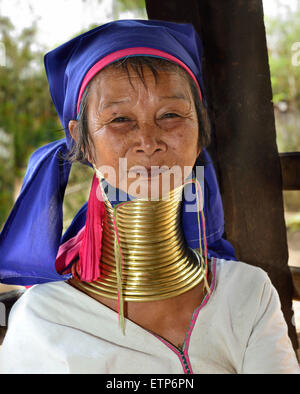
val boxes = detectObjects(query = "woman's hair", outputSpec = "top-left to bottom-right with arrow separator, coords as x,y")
66,56 -> 211,164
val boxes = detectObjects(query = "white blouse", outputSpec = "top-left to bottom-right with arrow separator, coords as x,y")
0,258 -> 299,374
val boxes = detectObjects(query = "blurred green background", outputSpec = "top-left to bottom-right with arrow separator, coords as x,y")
0,0 -> 299,240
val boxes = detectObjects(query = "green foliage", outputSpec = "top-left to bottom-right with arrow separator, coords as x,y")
286,212 -> 300,231
264,0 -> 300,152
0,16 -> 64,226
115,0 -> 145,13
62,162 -> 93,233
111,0 -> 146,18
0,17 -> 63,175
265,3 -> 300,108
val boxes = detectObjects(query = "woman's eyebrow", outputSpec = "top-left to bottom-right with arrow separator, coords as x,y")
101,99 -> 131,110
158,93 -> 189,101
100,94 -> 189,111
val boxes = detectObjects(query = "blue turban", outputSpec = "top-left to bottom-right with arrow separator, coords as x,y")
0,20 -> 236,286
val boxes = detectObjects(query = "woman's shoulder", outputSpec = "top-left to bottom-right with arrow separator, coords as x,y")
212,257 -> 273,301
13,280 -> 71,305
209,257 -> 279,335
7,280 -> 81,326
0,281 -> 83,373
213,257 -> 269,280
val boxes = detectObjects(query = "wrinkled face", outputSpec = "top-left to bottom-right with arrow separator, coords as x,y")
70,65 -> 200,199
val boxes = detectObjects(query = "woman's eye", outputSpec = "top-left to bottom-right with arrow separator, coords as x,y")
161,113 -> 180,119
111,116 -> 130,123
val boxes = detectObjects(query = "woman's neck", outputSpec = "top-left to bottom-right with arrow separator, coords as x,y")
72,185 -> 208,303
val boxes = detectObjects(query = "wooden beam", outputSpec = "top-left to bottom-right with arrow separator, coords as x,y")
280,152 -> 300,190
290,266 -> 300,301
146,0 -> 298,350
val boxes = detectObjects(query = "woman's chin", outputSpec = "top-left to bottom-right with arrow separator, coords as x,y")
124,173 -> 185,201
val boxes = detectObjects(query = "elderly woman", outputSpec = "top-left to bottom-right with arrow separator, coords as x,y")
0,20 -> 299,374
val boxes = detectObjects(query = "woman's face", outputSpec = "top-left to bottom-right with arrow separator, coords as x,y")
69,65 -> 200,199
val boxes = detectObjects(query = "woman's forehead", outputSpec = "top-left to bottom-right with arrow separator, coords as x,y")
89,65 -> 192,100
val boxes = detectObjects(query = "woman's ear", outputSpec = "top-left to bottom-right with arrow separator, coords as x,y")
68,119 -> 94,164
69,120 -> 79,142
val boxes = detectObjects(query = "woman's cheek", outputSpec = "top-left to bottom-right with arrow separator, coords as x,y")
92,126 -> 120,152
173,131 -> 199,166
167,127 -> 197,151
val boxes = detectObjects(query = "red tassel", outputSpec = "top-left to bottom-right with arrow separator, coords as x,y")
79,174 -> 104,281
55,173 -> 105,282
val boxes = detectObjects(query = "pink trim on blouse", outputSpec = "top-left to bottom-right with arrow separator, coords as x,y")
152,257 -> 217,374
76,47 -> 202,114
183,257 -> 217,373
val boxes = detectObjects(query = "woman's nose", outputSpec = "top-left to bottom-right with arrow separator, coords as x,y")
133,122 -> 167,157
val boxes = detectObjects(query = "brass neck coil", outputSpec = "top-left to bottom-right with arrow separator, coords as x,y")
72,185 -> 207,302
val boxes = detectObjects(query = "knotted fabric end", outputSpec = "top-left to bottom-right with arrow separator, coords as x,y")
78,173 -> 104,282
55,173 -> 104,282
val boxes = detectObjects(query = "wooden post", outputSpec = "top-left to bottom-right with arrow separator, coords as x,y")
146,0 -> 299,350
280,152 -> 300,190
